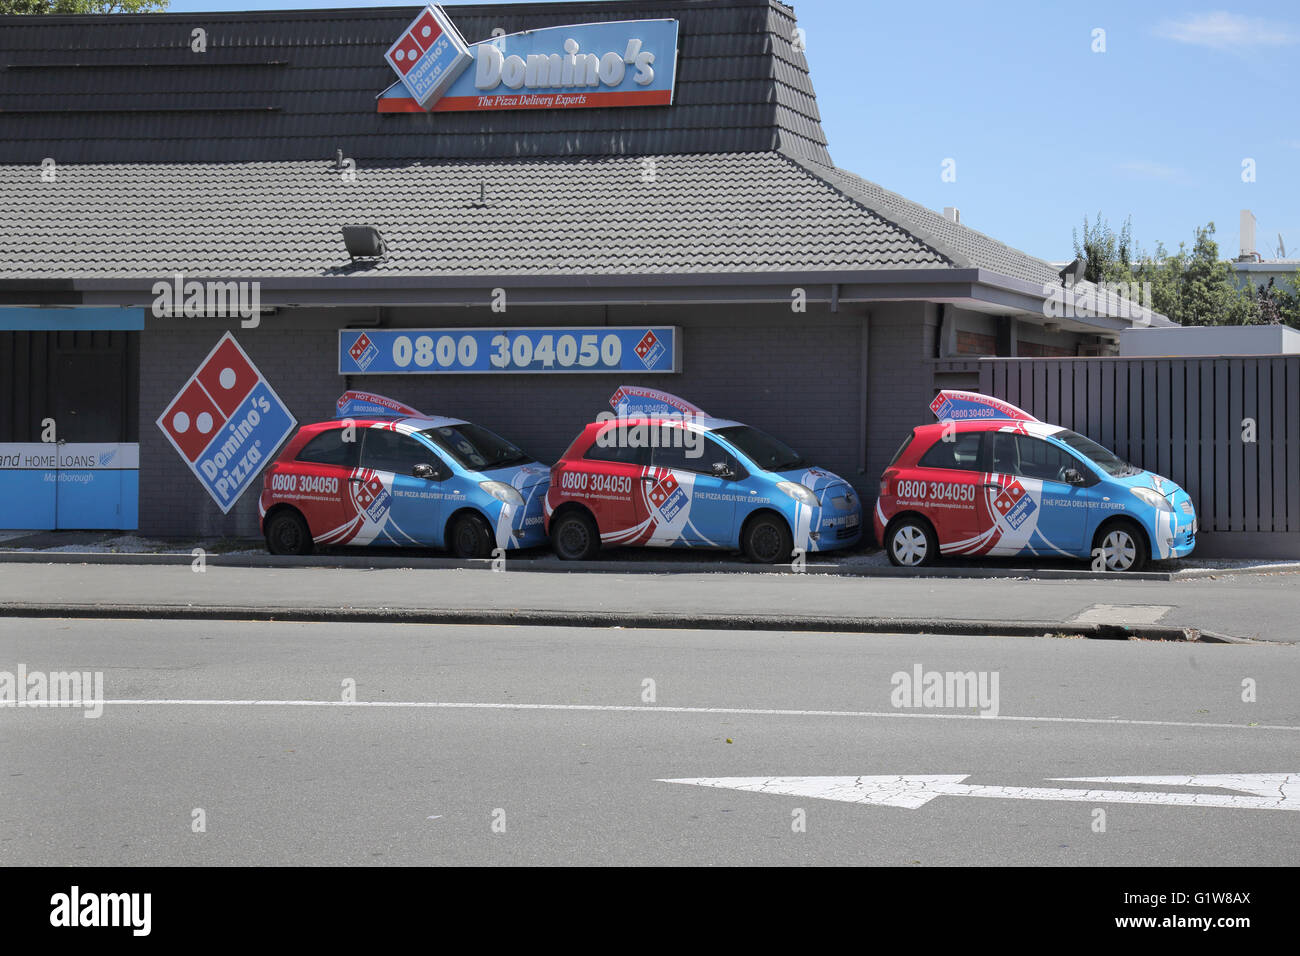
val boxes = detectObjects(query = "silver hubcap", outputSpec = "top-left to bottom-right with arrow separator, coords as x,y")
1102,530 -> 1136,570
892,525 -> 928,566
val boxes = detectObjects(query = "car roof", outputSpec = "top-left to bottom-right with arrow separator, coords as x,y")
309,415 -> 469,431
588,415 -> 742,433
916,419 -> 1064,440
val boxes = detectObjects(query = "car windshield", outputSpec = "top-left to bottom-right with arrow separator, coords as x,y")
712,425 -> 807,472
419,423 -> 532,471
1055,430 -> 1140,477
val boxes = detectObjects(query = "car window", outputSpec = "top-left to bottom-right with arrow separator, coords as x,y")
296,428 -> 359,468
584,428 -> 650,466
887,432 -> 914,467
1055,429 -> 1139,477
653,436 -> 745,477
1013,436 -> 1087,483
711,425 -> 806,472
421,423 -> 530,471
361,428 -> 440,476
918,432 -> 984,471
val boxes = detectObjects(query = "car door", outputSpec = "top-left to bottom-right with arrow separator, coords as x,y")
911,430 -> 990,553
647,433 -> 740,546
577,427 -> 650,542
986,432 -> 1089,555
288,426 -> 360,541
357,426 -> 448,546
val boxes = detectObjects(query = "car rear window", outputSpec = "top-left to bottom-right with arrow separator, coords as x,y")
917,432 -> 983,471
296,428 -> 359,468
887,433 -> 914,467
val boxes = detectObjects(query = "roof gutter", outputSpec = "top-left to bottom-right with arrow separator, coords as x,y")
0,268 -> 1172,328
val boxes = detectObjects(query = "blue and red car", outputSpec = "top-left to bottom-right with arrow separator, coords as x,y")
873,390 -> 1197,571
544,387 -> 863,563
259,391 -> 549,556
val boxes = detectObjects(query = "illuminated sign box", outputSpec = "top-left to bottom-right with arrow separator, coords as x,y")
380,15 -> 679,113
339,327 -> 681,374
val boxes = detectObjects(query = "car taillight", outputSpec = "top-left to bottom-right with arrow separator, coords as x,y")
880,471 -> 893,496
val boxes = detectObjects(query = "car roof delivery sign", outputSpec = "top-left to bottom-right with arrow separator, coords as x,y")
156,333 -> 297,514
384,5 -> 473,110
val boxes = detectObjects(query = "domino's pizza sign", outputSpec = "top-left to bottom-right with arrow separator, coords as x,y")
384,5 -> 473,109
156,333 -> 296,513
994,480 -> 1037,531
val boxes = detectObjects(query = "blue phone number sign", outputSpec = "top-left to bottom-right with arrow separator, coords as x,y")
339,327 -> 680,375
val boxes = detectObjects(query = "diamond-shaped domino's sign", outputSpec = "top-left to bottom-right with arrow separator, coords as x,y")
634,329 -> 666,370
348,332 -> 379,371
156,333 -> 296,514
385,5 -> 472,110
993,480 -> 1026,516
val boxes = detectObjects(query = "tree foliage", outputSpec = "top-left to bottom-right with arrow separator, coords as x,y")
1,0 -> 167,13
1074,214 -> 1297,329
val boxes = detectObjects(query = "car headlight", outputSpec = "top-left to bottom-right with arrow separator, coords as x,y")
1130,487 -> 1173,512
776,481 -> 819,508
479,481 -> 524,506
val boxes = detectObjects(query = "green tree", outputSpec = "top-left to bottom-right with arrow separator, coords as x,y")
0,0 -> 167,13
1073,213 -> 1135,285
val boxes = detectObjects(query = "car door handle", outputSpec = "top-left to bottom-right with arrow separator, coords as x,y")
981,483 -> 1000,490
348,477 -> 364,484
640,476 -> 657,483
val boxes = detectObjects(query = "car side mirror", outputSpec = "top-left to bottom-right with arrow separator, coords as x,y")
412,463 -> 440,480
1064,468 -> 1086,486
710,461 -> 734,480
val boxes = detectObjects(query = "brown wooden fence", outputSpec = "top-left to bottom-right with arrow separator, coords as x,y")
978,356 -> 1300,557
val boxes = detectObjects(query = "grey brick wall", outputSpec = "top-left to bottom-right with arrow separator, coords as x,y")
139,301 -> 935,540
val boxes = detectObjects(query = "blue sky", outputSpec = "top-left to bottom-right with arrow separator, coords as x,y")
167,0 -> 1300,264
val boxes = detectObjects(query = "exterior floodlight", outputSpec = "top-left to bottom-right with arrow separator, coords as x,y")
342,225 -> 386,260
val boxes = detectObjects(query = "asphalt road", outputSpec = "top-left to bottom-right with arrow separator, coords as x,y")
0,563 -> 1297,641
2,617 -> 1297,866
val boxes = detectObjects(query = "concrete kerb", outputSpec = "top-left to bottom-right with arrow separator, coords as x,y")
0,602 -> 1254,643
0,548 -> 1297,582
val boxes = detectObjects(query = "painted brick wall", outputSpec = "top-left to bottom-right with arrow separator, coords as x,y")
139,302 -> 905,540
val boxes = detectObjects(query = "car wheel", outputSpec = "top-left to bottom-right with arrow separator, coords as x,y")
885,516 -> 936,568
450,512 -> 494,559
265,510 -> 313,556
742,513 -> 794,564
551,510 -> 600,561
1093,521 -> 1147,572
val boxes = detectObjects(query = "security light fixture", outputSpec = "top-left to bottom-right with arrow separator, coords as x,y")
343,225 -> 386,260
1058,258 -> 1086,285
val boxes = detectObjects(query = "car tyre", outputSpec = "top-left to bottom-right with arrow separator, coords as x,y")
885,515 -> 936,568
551,510 -> 600,561
742,513 -> 794,564
265,510 -> 313,556
1093,520 -> 1148,572
450,512 -> 495,559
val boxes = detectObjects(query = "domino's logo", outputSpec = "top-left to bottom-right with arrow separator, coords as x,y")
349,332 -> 379,371
634,330 -> 665,370
648,472 -> 687,522
156,333 -> 296,513
993,480 -> 1037,530
352,473 -> 392,523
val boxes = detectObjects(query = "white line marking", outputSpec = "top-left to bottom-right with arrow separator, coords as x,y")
3,700 -> 1297,731
659,773 -> 1300,812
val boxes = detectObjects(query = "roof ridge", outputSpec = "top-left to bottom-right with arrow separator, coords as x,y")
776,149 -> 962,269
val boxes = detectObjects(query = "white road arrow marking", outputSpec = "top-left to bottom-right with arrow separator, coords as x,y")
658,773 -> 1300,811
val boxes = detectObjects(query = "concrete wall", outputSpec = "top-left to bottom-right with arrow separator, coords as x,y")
140,300 -> 937,539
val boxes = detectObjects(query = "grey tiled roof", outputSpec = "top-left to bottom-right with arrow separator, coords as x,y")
0,152 -> 952,278
0,0 -> 831,164
788,155 -> 1064,288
